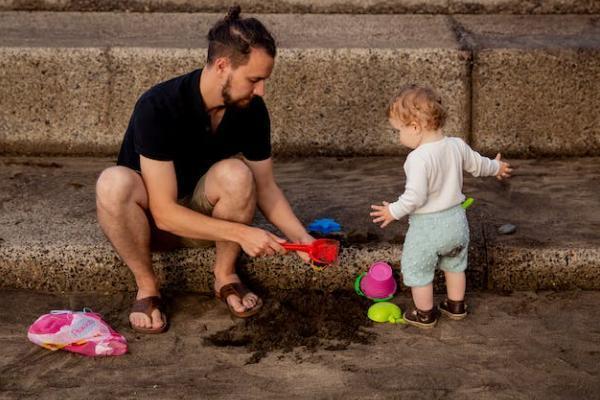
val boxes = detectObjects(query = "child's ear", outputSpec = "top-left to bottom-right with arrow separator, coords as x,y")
411,121 -> 422,134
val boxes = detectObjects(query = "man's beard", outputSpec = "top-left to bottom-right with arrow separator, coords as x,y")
221,75 -> 253,109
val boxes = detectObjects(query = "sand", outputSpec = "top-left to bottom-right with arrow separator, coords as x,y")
1,289 -> 599,399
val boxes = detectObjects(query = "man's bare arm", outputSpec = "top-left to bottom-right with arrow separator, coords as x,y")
140,156 -> 283,256
244,157 -> 313,244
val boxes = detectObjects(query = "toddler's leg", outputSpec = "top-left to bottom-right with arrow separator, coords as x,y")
404,284 -> 439,329
444,271 -> 466,301
440,271 -> 468,320
438,227 -> 469,320
400,215 -> 439,328
411,284 -> 434,311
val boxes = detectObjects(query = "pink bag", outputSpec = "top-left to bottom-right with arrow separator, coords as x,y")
27,309 -> 127,356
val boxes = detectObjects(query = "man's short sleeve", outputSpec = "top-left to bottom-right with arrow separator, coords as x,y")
241,97 -> 272,161
132,98 -> 176,161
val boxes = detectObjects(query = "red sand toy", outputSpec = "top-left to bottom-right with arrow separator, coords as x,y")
281,239 -> 340,266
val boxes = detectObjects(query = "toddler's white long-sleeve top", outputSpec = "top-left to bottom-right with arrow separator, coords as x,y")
388,137 -> 500,220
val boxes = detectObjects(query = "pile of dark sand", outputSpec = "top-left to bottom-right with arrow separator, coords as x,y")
204,289 -> 375,364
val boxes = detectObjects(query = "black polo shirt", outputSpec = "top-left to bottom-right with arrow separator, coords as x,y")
117,69 -> 271,198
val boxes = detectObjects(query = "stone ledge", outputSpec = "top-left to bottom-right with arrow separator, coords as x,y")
1,156 -> 598,293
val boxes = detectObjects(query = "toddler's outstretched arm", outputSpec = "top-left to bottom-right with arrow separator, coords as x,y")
460,139 -> 512,179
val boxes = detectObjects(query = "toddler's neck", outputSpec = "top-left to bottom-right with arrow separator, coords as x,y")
418,129 -> 445,147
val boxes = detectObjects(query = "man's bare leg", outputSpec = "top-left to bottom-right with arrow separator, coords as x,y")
204,159 -> 259,313
96,166 -> 164,330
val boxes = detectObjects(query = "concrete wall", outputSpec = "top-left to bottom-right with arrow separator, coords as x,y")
458,15 -> 600,157
1,0 -> 599,14
0,12 -> 599,157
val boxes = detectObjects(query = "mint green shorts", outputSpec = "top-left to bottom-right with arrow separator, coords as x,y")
400,205 -> 469,287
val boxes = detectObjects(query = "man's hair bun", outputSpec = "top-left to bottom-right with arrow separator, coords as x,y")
225,5 -> 242,22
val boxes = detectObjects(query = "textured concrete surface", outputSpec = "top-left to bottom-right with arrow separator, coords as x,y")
0,156 -> 598,293
0,47 -> 113,155
1,0 -> 599,14
488,245 -> 600,291
457,15 -> 600,157
1,289 -> 600,399
0,12 -> 469,157
2,12 -> 600,157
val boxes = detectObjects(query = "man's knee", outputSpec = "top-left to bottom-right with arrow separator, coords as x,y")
210,159 -> 256,198
96,166 -> 146,209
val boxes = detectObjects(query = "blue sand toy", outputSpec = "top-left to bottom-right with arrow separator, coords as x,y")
308,218 -> 342,235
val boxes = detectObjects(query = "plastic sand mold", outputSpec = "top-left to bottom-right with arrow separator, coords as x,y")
354,261 -> 397,302
367,302 -> 405,324
28,309 -> 127,356
307,218 -> 342,235
355,273 -> 394,302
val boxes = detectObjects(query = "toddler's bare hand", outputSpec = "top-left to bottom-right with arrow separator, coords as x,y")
370,201 -> 395,228
495,153 -> 513,180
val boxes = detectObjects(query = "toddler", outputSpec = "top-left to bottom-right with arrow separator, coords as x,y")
370,84 -> 512,329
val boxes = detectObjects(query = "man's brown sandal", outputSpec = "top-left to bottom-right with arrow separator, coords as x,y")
439,298 -> 468,320
403,307 -> 439,329
216,282 -> 263,318
129,296 -> 168,334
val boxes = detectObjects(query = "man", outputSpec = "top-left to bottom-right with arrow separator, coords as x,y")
96,6 -> 313,333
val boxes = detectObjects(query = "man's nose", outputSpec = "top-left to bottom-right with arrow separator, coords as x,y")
253,81 -> 265,97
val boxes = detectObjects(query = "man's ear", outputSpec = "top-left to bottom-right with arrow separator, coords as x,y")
213,56 -> 231,75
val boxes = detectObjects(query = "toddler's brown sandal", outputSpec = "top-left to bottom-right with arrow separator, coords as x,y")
403,307 -> 439,329
439,298 -> 468,320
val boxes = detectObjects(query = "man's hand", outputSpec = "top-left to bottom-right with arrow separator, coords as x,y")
238,226 -> 287,257
495,153 -> 513,181
294,234 -> 315,263
370,201 -> 396,228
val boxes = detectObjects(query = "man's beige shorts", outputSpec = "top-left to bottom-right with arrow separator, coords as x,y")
177,174 -> 216,248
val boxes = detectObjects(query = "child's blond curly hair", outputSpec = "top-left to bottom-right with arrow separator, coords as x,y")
387,84 -> 447,131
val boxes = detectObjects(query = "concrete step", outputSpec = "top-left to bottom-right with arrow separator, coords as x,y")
1,0 -> 599,14
1,156 -> 598,293
1,13 -> 599,158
